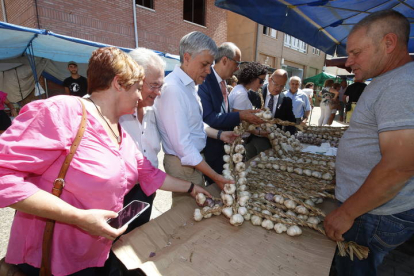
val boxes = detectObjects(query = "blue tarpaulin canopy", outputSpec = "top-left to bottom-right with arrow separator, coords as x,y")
0,21 -> 179,101
0,21 -> 179,64
215,0 -> 414,56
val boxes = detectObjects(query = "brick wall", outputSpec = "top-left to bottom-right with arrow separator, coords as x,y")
135,0 -> 227,54
2,0 -> 227,54
2,0 -> 38,28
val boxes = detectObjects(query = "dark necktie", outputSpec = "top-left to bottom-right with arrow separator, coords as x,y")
268,95 -> 275,113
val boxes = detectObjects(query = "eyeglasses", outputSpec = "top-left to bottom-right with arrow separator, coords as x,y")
144,81 -> 163,91
269,77 -> 285,89
258,77 -> 265,84
226,56 -> 242,66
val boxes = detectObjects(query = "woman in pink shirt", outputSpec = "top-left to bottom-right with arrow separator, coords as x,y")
0,47 -> 210,276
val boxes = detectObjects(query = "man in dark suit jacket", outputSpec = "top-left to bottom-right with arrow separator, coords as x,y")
198,42 -> 264,182
245,69 -> 296,159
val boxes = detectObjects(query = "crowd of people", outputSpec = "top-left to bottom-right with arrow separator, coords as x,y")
0,9 -> 412,276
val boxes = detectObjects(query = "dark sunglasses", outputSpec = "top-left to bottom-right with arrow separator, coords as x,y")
258,77 -> 265,84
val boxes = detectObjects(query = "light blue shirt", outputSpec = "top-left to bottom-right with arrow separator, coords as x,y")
284,90 -> 311,118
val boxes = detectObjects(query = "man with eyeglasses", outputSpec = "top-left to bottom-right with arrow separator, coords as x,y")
198,42 -> 264,182
285,76 -> 311,127
118,47 -> 166,230
247,69 -> 296,159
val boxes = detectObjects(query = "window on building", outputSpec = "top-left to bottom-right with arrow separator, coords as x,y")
183,0 -> 205,26
284,34 -> 307,53
136,0 -> 153,9
263,26 -> 277,38
312,47 -> 320,56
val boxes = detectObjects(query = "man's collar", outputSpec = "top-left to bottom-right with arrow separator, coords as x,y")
174,65 -> 195,86
212,67 -> 223,83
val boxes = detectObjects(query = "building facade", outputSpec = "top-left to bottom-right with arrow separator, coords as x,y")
0,0 -> 227,55
227,11 -> 326,82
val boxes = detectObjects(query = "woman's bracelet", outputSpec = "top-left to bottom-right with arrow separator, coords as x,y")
187,182 -> 195,194
217,130 -> 223,140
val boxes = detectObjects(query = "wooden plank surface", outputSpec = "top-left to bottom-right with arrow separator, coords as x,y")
113,185 -> 337,276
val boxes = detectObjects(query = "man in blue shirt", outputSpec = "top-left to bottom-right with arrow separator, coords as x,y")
284,76 -> 311,126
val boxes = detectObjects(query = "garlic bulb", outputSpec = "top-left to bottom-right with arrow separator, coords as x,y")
222,207 -> 233,218
251,215 -> 262,226
232,153 -> 243,163
224,144 -> 231,154
202,206 -> 212,219
272,164 -> 280,170
194,209 -> 203,221
222,194 -> 234,206
311,171 -> 322,178
262,210 -> 272,216
224,183 -> 236,194
284,199 -> 297,209
222,169 -> 231,177
230,214 -> 244,226
235,144 -> 245,154
243,213 -> 251,221
304,199 -> 315,207
223,155 -> 231,163
212,205 -> 222,216
297,214 -> 308,221
263,111 -> 272,119
196,193 -> 206,206
273,195 -> 284,204
235,162 -> 246,172
307,217 -> 321,225
293,168 -> 303,175
303,169 -> 312,176
287,166 -> 294,173
274,223 -> 287,234
295,205 -> 309,215
223,163 -> 230,170
261,219 -> 274,230
287,225 -> 302,236
322,172 -> 333,180
238,206 -> 248,216
239,184 -> 247,191
315,198 -> 323,204
238,171 -> 247,178
237,177 -> 247,185
286,210 -> 297,217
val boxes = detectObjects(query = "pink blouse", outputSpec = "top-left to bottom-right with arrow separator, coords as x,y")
0,96 -> 166,276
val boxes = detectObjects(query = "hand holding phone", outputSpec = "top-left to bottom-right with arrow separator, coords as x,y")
107,200 -> 150,229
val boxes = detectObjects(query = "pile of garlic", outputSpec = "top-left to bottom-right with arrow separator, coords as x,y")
295,126 -> 347,147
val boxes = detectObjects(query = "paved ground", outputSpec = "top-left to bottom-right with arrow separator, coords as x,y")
1,106 -> 413,276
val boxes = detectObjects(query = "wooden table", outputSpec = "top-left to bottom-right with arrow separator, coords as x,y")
113,185 -> 337,276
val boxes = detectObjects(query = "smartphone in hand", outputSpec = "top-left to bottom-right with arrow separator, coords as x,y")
107,200 -> 150,229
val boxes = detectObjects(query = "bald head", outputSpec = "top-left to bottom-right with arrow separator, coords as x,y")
351,10 -> 410,47
268,69 -> 288,95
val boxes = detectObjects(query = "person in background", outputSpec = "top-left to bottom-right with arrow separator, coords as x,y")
285,76 -> 311,126
246,69 -> 296,160
63,61 -> 88,97
198,43 -> 263,183
338,79 -> 348,122
343,80 -> 367,123
318,79 -> 339,126
227,75 -> 238,88
302,82 -> 314,109
229,62 -> 267,113
324,10 -> 414,276
0,90 -> 18,133
119,47 -> 166,232
327,83 -> 341,125
154,32 -> 235,205
0,47 -> 211,276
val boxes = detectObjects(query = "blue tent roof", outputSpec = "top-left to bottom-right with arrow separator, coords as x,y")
215,0 -> 414,56
0,21 -> 179,64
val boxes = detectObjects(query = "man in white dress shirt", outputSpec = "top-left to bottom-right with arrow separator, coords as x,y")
119,48 -> 166,231
154,31 -> 231,203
